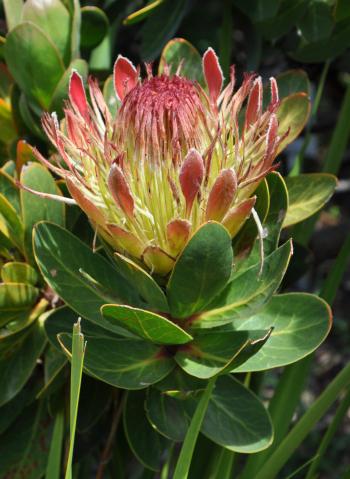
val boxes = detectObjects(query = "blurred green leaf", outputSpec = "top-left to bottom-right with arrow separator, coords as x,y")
18,93 -> 46,139
0,380 -> 39,435
140,0 -> 188,60
201,375 -> 273,452
69,0 -> 81,60
167,223 -> 233,319
102,304 -> 193,345
0,192 -> 24,251
89,32 -> 111,71
159,38 -> 204,84
34,222 -> 141,334
283,173 -> 336,227
1,261 -> 38,285
297,1 -> 334,43
230,293 -> 332,372
21,163 -> 65,264
124,390 -> 170,471
291,19 -> 350,62
0,282 -> 38,328
335,0 -> 350,21
0,99 -> 17,144
0,320 -> 46,406
5,22 -> 65,109
3,0 -> 23,31
0,170 -> 20,213
22,0 -> 71,65
103,75 -> 120,116
258,0 -> 307,39
0,401 -> 50,478
81,6 -> 109,50
233,0 -> 280,22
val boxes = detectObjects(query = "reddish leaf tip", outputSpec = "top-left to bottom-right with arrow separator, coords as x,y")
113,55 -> 138,101
179,149 -> 204,216
203,47 -> 223,106
108,162 -> 135,218
69,70 -> 88,119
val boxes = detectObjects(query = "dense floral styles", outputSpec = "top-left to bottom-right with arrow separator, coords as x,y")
34,48 -> 287,274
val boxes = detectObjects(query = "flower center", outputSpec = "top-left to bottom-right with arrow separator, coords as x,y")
117,75 -> 209,163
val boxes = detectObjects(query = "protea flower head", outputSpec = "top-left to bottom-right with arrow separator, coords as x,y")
34,47 -> 287,275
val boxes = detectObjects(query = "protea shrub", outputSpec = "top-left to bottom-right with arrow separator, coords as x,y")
28,38 -> 336,468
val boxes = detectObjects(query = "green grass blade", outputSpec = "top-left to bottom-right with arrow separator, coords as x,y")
173,377 -> 216,479
46,409 -> 64,479
305,387 -> 350,479
253,361 -> 350,479
320,232 -> 350,304
208,448 -> 235,479
64,320 -> 86,479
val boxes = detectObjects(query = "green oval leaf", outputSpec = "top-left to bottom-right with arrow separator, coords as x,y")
1,262 -> 38,285
201,375 -> 273,453
33,222 -> 140,334
159,37 -> 204,85
283,173 -> 337,227
277,93 -> 311,154
195,240 -> 292,329
146,387 -> 190,442
114,253 -> 169,312
4,22 -> 65,109
297,1 -> 333,43
81,6 -> 109,50
174,330 -> 268,379
102,304 -> 192,345
4,22 -> 64,109
58,332 -> 175,390
167,222 -> 233,319
230,293 -> 332,372
22,0 -> 71,65
124,390 -> 170,471
21,163 -> 65,264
